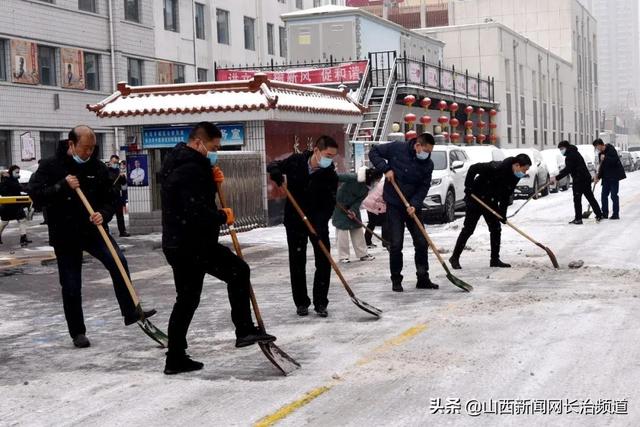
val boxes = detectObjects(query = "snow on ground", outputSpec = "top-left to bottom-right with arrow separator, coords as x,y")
1,173 -> 640,426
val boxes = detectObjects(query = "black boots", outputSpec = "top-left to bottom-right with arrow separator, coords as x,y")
391,276 -> 403,292
449,256 -> 461,270
490,259 -> 511,268
569,219 -> 583,225
296,306 -> 309,316
20,235 -> 32,247
314,305 -> 328,318
72,334 -> 91,348
124,308 -> 157,326
416,277 -> 439,289
164,353 -> 204,375
235,326 -> 276,348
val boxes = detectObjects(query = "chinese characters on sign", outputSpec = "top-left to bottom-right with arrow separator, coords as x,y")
216,61 -> 368,85
143,124 -> 245,149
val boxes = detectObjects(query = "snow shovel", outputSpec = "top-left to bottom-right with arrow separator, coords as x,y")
389,179 -> 473,292
582,182 -> 598,219
471,194 -> 560,269
74,187 -> 169,347
336,202 -> 389,246
216,182 -> 300,376
283,186 -> 382,318
507,181 -> 552,219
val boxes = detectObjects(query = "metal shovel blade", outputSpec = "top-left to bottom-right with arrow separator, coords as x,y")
258,342 -> 301,376
350,296 -> 382,318
446,273 -> 474,292
537,243 -> 560,269
137,318 -> 169,348
582,210 -> 592,219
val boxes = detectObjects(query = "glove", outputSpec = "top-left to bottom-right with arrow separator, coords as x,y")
270,170 -> 284,187
213,167 -> 224,184
220,208 -> 235,225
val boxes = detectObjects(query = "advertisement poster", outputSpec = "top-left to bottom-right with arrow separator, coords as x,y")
407,62 -> 421,84
126,154 -> 148,187
426,66 -> 438,87
20,132 -> 36,162
219,123 -> 244,146
11,39 -> 38,85
157,61 -> 173,84
61,48 -> 85,89
442,70 -> 454,90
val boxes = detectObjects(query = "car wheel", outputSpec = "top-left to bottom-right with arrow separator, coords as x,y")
532,178 -> 540,200
442,189 -> 456,223
541,176 -> 550,197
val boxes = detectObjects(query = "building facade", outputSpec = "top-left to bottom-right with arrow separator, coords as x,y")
439,0 -> 599,145
0,0 -> 345,170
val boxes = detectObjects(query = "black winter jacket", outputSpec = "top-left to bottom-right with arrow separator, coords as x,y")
160,143 -> 226,263
28,140 -> 116,248
0,176 -> 27,221
556,145 -> 592,185
108,166 -> 126,205
267,151 -> 338,229
465,157 -> 520,216
598,144 -> 626,181
368,141 -> 433,210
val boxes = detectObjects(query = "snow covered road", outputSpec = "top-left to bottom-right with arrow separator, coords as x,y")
1,173 -> 640,426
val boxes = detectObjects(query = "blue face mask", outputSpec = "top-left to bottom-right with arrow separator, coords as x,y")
416,151 -> 430,160
560,148 -> 567,156
207,151 -> 218,166
73,153 -> 89,164
12,171 -> 20,179
319,156 -> 333,168
514,171 -> 525,179
110,163 -> 120,169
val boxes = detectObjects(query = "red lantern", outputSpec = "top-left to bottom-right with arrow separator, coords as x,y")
420,97 -> 431,108
477,108 -> 485,115
465,105 -> 474,115
405,130 -> 417,140
438,100 -> 448,110
450,118 -> 459,128
490,134 -> 498,143
478,121 -> 486,129
489,109 -> 497,116
442,131 -> 449,141
478,134 -> 487,143
465,134 -> 474,143
489,122 -> 497,129
404,95 -> 416,106
465,120 -> 474,128
438,116 -> 449,125
420,115 -> 432,125
450,132 -> 461,142
404,113 -> 417,123
449,102 -> 459,113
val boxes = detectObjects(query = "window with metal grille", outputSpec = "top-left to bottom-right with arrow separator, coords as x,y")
124,0 -> 140,22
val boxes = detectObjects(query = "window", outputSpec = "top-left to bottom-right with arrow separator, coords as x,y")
267,23 -> 275,56
506,93 -> 512,126
95,133 -> 108,158
521,128 -> 526,145
244,17 -> 255,51
195,3 -> 205,40
277,0 -> 286,3
38,46 -> 57,86
507,127 -> 512,144
296,0 -> 303,8
216,9 -> 230,45
0,131 -> 11,168
197,68 -> 208,82
534,129 -> 538,146
314,0 -> 321,6
504,59 -> 510,90
127,58 -> 143,86
518,65 -> 524,94
40,132 -> 61,160
164,0 -> 179,32
279,26 -> 287,58
520,96 -> 525,123
0,40 -> 6,81
79,0 -> 96,13
533,99 -> 538,128
173,64 -> 185,83
124,0 -> 140,22
84,52 -> 100,90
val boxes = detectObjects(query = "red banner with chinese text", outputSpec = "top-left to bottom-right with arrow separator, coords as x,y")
215,61 -> 368,85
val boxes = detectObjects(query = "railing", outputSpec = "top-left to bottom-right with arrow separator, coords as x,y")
346,60 -> 372,140
395,55 -> 495,102
373,59 -> 399,141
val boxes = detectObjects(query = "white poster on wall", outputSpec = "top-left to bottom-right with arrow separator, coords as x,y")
20,132 -> 35,161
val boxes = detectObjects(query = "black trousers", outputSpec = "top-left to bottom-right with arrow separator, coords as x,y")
452,198 -> 502,261
54,232 -> 137,338
165,244 -> 254,354
572,181 -> 602,220
114,203 -> 127,235
386,203 -> 429,282
364,211 -> 388,246
285,220 -> 331,309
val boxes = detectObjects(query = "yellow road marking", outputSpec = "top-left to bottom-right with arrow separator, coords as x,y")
254,323 -> 428,427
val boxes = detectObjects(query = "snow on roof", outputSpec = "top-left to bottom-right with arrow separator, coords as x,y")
280,5 -> 358,18
87,74 -> 365,120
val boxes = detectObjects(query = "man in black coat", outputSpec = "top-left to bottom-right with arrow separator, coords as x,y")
0,165 -> 32,246
449,154 -> 532,270
551,141 -> 603,224
161,122 -> 274,375
267,136 -> 339,317
593,139 -> 626,219
28,125 -> 155,349
107,154 -> 130,237
369,132 -> 436,292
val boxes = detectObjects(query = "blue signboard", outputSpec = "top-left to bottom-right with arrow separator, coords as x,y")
143,126 -> 191,149
143,124 -> 245,149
